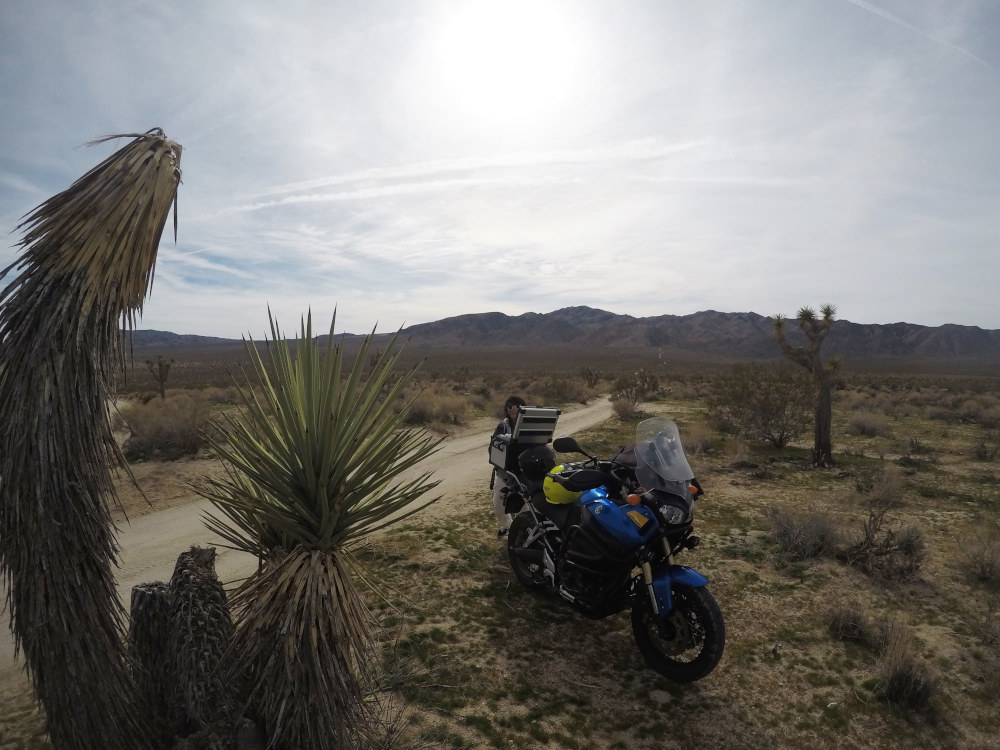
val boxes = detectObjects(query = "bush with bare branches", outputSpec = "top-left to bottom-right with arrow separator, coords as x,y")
838,499 -> 926,580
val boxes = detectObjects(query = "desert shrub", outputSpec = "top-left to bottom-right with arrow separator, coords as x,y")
971,430 -> 1000,461
201,386 -> 238,405
828,608 -> 913,657
682,423 -> 717,456
868,616 -> 910,656
853,466 -> 905,505
837,388 -> 867,411
829,609 -> 936,710
669,382 -> 703,401
895,526 -> 927,569
120,391 -> 216,460
452,366 -> 471,388
892,438 -> 936,471
534,377 -> 588,405
633,367 -> 659,396
965,516 -> 1000,586
725,438 -> 751,463
972,599 -> 1000,647
838,500 -> 926,580
978,405 -> 1000,430
877,625 -> 937,711
926,406 -> 961,424
580,366 -> 601,387
610,376 -> 645,407
958,398 -> 984,422
838,386 -> 895,417
403,390 -> 469,427
767,507 -> 841,561
950,395 -> 1000,428
609,370 -> 648,417
847,412 -> 891,437
706,363 -> 812,448
828,605 -> 872,643
873,439 -> 892,460
611,393 -> 643,419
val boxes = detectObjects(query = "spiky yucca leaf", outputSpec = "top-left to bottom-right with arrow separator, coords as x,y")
197,310 -> 441,749
0,128 -> 181,750
199,311 -> 442,556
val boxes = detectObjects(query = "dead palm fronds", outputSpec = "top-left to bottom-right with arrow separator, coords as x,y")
0,128 -> 181,750
198,311 -> 442,749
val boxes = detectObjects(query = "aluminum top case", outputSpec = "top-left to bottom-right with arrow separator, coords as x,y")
489,405 -> 561,473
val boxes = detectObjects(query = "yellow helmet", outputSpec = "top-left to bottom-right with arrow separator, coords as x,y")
543,466 -> 582,505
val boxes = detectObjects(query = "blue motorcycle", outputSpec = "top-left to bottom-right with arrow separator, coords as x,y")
503,417 -> 725,682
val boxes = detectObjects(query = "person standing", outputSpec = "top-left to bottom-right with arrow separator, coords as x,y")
490,395 -> 525,537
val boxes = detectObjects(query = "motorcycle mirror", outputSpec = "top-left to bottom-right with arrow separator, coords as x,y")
552,436 -> 584,454
552,436 -> 597,461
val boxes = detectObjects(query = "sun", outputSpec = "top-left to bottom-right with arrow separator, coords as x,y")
427,0 -> 583,130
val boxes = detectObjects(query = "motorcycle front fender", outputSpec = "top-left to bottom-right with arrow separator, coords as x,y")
649,565 -> 709,616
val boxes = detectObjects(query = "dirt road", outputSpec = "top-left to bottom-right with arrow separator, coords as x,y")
0,397 -> 613,693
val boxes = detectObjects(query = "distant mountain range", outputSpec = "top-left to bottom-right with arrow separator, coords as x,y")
128,307 -> 1000,363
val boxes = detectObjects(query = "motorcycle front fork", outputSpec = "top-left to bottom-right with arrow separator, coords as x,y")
641,539 -> 676,616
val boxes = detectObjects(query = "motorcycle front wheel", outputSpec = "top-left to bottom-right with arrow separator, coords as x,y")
630,584 -> 725,683
506,514 -> 547,588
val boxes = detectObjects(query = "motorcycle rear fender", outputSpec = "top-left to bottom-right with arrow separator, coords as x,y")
650,565 -> 709,615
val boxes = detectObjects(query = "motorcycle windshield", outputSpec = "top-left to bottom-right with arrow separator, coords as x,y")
634,417 -> 694,489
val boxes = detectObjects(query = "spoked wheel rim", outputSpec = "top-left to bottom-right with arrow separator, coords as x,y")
506,515 -> 547,587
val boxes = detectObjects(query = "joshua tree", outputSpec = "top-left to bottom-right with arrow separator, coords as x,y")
772,304 -> 838,467
146,354 -> 174,399
197,311 -> 442,749
0,129 -> 182,749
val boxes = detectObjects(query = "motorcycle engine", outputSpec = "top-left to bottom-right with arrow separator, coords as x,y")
556,556 -> 631,616
557,514 -> 635,617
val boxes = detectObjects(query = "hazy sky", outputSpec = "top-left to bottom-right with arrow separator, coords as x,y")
1,0 -> 998,338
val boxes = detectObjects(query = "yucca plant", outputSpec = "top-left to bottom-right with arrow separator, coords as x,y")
197,311 -> 442,749
0,129 -> 182,749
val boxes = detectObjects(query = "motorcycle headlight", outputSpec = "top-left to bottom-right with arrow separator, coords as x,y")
658,503 -> 690,526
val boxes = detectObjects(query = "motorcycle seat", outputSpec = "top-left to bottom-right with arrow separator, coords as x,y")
530,493 -> 574,529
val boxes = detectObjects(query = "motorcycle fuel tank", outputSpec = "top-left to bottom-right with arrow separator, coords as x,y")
579,487 -> 659,549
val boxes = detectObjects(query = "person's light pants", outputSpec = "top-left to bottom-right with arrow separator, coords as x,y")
492,473 -> 513,532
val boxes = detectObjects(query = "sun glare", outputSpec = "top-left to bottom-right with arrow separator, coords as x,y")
429,0 -> 582,131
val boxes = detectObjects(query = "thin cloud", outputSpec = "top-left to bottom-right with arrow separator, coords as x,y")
0,172 -> 44,198
249,139 -> 713,199
229,175 -> 584,214
156,247 -> 257,280
841,0 -> 998,72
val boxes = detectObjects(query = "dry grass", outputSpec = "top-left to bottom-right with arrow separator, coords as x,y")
964,515 -> 1000,585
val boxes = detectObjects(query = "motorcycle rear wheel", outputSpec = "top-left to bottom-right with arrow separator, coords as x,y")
506,514 -> 547,588
630,584 -> 725,683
